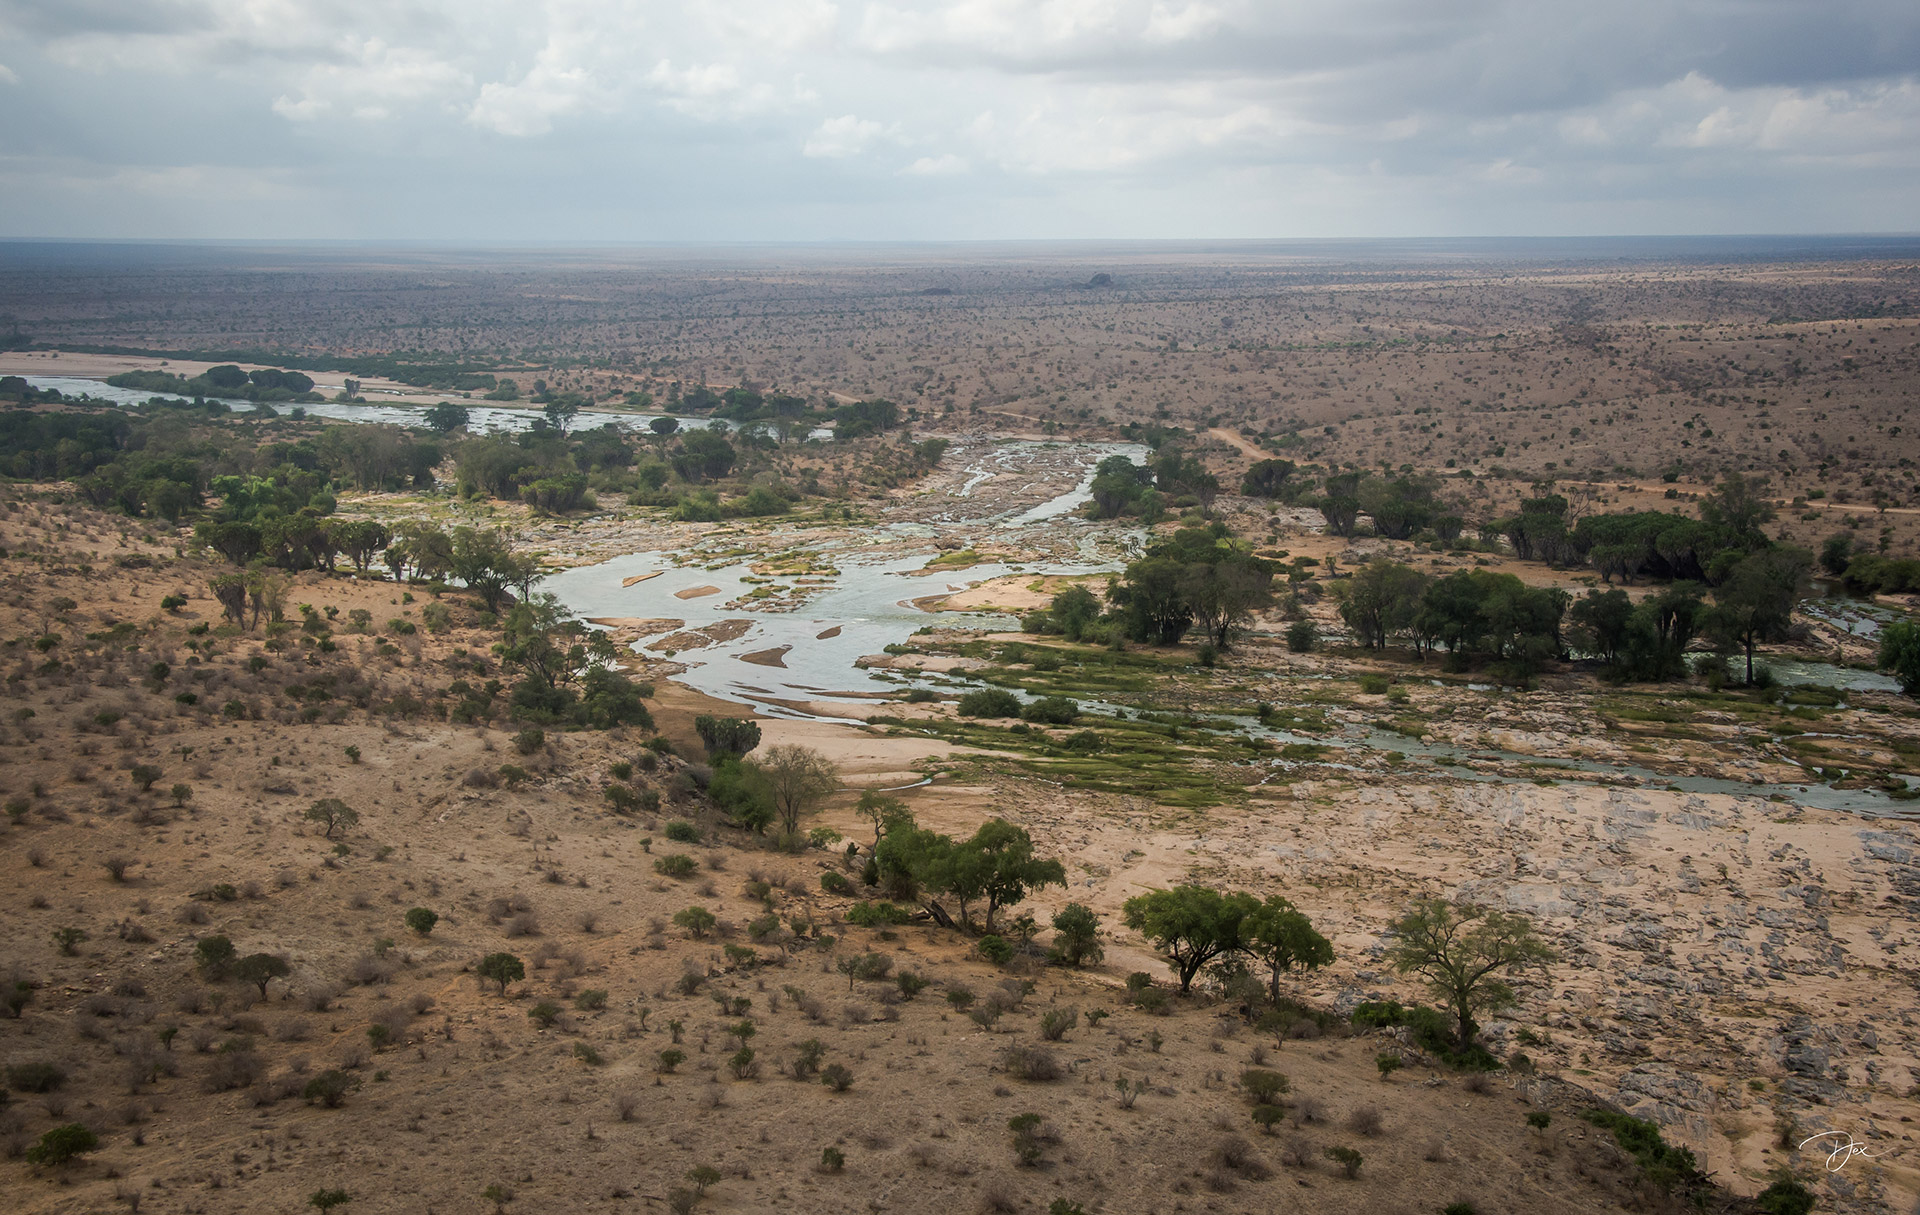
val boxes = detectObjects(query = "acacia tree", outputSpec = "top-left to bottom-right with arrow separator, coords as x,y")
236,953 -> 291,1001
759,745 -> 839,840
1240,897 -> 1333,1003
1121,885 -> 1258,994
1385,899 -> 1557,1050
304,799 -> 358,838
855,789 -> 907,850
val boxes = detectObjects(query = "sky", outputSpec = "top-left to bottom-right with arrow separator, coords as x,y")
1,0 -> 1917,241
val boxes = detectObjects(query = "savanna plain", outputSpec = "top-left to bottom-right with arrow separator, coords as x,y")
0,241 -> 1917,1215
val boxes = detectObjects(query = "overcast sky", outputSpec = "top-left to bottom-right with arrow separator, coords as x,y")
1,0 -> 1916,240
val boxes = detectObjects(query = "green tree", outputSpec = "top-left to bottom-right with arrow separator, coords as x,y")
1707,548 -> 1812,684
404,907 -> 439,936
957,819 -> 1066,932
1335,559 -> 1429,649
855,789 -> 907,849
304,798 -> 358,838
1880,620 -> 1920,696
759,744 -> 839,840
450,526 -> 537,613
1385,899 -> 1557,1050
195,934 -> 236,978
310,1189 -> 353,1213
478,952 -> 525,995
1239,897 -> 1333,1003
1121,885 -> 1258,994
25,1123 -> 98,1167
543,398 -> 580,435
1047,584 -> 1103,641
422,402 -> 470,434
1048,903 -> 1103,967
235,953 -> 291,1000
693,715 -> 762,759
130,763 -> 163,792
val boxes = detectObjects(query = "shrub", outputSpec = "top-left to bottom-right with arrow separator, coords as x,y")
672,906 -> 717,937
528,1001 -> 561,1028
194,934 -> 237,978
7,1061 -> 66,1092
130,764 -> 163,792
1002,1043 -> 1063,1082
1580,1109 -> 1702,1193
654,854 -> 698,879
26,1123 -> 98,1167
51,926 -> 88,955
1376,1052 -> 1404,1081
1008,1112 -> 1048,1166
1020,695 -> 1079,725
302,1070 -> 361,1108
1285,620 -> 1318,653
1048,903 -> 1102,967
976,935 -> 1013,965
1039,1008 -> 1079,1041
820,871 -> 854,896
1240,1069 -> 1290,1103
404,907 -> 438,936
1324,1145 -> 1362,1178
957,688 -> 1021,718
1526,1111 -> 1552,1130
656,1049 -> 686,1074
664,820 -> 701,844
310,1189 -> 352,1213
819,1146 -> 845,1173
1346,1104 -> 1384,1136
1755,1177 -> 1815,1215
820,1063 -> 854,1092
575,989 -> 608,1011
513,729 -> 545,756
845,901 -> 911,927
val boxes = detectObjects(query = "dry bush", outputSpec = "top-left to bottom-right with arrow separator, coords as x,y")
1279,1136 -> 1315,1169
303,987 -> 338,1013
1423,1138 -> 1451,1163
203,1048 -> 264,1092
273,1019 -> 311,1043
348,954 -> 393,986
1463,1073 -> 1493,1095
175,902 -> 209,925
614,1091 -> 640,1121
1000,1043 -> 1063,1083
1293,1096 -> 1326,1125
1346,1104 -> 1385,1137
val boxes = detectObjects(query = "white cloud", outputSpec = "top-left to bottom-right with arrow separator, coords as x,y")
903,152 -> 968,175
804,114 -> 888,158
4,0 -> 1920,236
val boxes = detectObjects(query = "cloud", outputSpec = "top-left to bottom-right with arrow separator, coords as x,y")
903,152 -> 968,175
804,115 -> 889,159
1,0 -> 1918,237
0,63 -> 17,85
